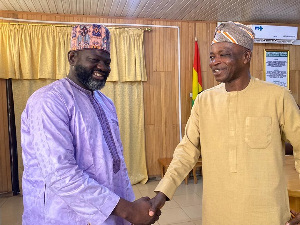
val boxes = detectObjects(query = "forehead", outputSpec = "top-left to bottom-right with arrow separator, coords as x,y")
210,42 -> 244,54
78,49 -> 111,59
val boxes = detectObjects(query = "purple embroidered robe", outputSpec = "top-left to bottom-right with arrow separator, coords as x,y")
21,78 -> 135,225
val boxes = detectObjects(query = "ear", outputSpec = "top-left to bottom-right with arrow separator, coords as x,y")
68,50 -> 78,66
244,51 -> 252,64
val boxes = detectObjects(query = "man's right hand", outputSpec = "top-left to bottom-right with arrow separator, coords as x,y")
148,192 -> 167,217
113,197 -> 161,225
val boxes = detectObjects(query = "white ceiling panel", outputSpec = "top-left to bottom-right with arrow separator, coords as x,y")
0,0 -> 299,24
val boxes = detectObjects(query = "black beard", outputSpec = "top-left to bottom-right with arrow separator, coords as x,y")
74,65 -> 107,91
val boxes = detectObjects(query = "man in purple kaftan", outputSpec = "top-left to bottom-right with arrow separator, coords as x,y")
21,24 -> 160,225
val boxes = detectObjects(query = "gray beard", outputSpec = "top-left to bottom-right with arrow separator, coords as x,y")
74,64 -> 107,91
84,77 -> 106,91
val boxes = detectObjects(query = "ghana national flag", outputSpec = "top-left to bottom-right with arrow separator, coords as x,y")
192,38 -> 202,106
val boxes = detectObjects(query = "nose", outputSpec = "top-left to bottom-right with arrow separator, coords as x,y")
209,56 -> 220,67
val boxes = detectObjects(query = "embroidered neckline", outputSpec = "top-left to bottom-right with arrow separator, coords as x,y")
65,77 -> 94,95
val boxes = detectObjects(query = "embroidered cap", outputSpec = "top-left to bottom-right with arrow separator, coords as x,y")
212,21 -> 255,51
70,24 -> 110,53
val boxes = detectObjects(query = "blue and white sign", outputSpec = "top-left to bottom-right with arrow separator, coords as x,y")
252,25 -> 298,40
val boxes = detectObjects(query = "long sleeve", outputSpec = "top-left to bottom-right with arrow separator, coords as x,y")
279,89 -> 300,177
154,96 -> 201,199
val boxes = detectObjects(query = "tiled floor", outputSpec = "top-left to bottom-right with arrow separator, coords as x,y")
0,176 -> 203,225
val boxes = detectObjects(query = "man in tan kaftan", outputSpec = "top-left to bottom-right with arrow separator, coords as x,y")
148,22 -> 300,225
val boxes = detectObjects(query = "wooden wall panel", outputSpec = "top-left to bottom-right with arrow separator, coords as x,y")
290,70 -> 300,103
0,11 -> 300,178
289,196 -> 300,212
0,79 -> 12,193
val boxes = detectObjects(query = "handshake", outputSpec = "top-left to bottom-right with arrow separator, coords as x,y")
113,192 -> 167,225
113,192 -> 300,225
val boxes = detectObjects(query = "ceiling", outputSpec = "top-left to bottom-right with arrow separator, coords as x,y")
0,0 -> 300,24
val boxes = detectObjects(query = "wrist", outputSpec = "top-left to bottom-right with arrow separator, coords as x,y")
156,191 -> 167,202
112,198 -> 132,220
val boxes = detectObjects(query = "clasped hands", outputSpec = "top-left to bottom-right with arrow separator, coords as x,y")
113,192 -> 167,225
125,193 -> 166,225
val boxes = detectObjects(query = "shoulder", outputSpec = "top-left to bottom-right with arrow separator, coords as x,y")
24,79 -> 73,116
192,83 -> 226,110
251,77 -> 290,96
205,82 -> 224,92
94,91 -> 114,107
197,82 -> 225,98
94,91 -> 117,115
28,78 -> 69,102
94,91 -> 114,104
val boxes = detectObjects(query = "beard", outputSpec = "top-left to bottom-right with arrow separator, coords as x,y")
74,64 -> 108,91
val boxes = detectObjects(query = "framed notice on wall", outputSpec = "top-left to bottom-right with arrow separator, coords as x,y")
264,50 -> 289,88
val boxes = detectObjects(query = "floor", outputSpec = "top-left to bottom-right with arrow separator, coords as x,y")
0,176 -> 203,225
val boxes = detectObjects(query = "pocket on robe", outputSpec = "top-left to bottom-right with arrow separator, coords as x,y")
245,116 -> 272,149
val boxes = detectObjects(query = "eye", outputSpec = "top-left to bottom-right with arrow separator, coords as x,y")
220,53 -> 231,57
209,56 -> 215,60
102,60 -> 111,68
87,57 -> 99,63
